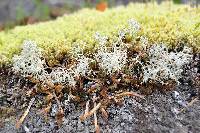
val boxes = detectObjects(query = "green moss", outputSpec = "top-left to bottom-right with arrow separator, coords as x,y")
0,2 -> 199,65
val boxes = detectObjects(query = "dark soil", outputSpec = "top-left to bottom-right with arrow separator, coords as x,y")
0,68 -> 200,133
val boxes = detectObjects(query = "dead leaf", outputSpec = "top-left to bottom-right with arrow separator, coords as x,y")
96,2 -> 107,12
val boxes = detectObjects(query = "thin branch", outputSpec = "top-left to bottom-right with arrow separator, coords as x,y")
94,102 -> 100,133
115,91 -> 145,99
180,97 -> 199,113
16,98 -> 35,129
85,100 -> 90,114
80,102 -> 101,121
53,92 -> 62,110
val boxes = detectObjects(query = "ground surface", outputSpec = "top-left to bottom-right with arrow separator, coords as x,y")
0,68 -> 200,133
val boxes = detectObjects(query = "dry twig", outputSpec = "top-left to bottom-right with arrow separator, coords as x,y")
115,91 -> 144,99
16,98 -> 35,129
53,92 -> 64,126
94,102 -> 100,133
80,102 -> 101,121
180,97 -> 199,113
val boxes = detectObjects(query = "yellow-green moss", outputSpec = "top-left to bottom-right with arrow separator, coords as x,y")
0,2 -> 200,65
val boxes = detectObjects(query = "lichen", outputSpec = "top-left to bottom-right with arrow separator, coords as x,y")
142,44 -> 193,84
12,40 -> 45,77
0,2 -> 199,65
11,18 -> 197,132
94,32 -> 127,74
12,19 -> 194,87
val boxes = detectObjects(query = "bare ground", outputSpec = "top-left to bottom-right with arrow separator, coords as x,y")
0,68 -> 200,133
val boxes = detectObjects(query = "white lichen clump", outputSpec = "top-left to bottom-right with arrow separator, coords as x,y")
49,55 -> 91,85
13,40 -> 45,77
128,19 -> 140,33
94,19 -> 141,75
12,40 -> 91,86
49,67 -> 76,86
94,32 -> 108,49
71,41 -> 86,58
96,49 -> 127,74
117,19 -> 140,44
142,44 -> 193,84
71,42 -> 91,77
95,32 -> 127,74
74,56 -> 91,77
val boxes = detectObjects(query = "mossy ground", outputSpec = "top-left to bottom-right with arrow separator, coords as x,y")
0,2 -> 200,66
0,2 -> 200,132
